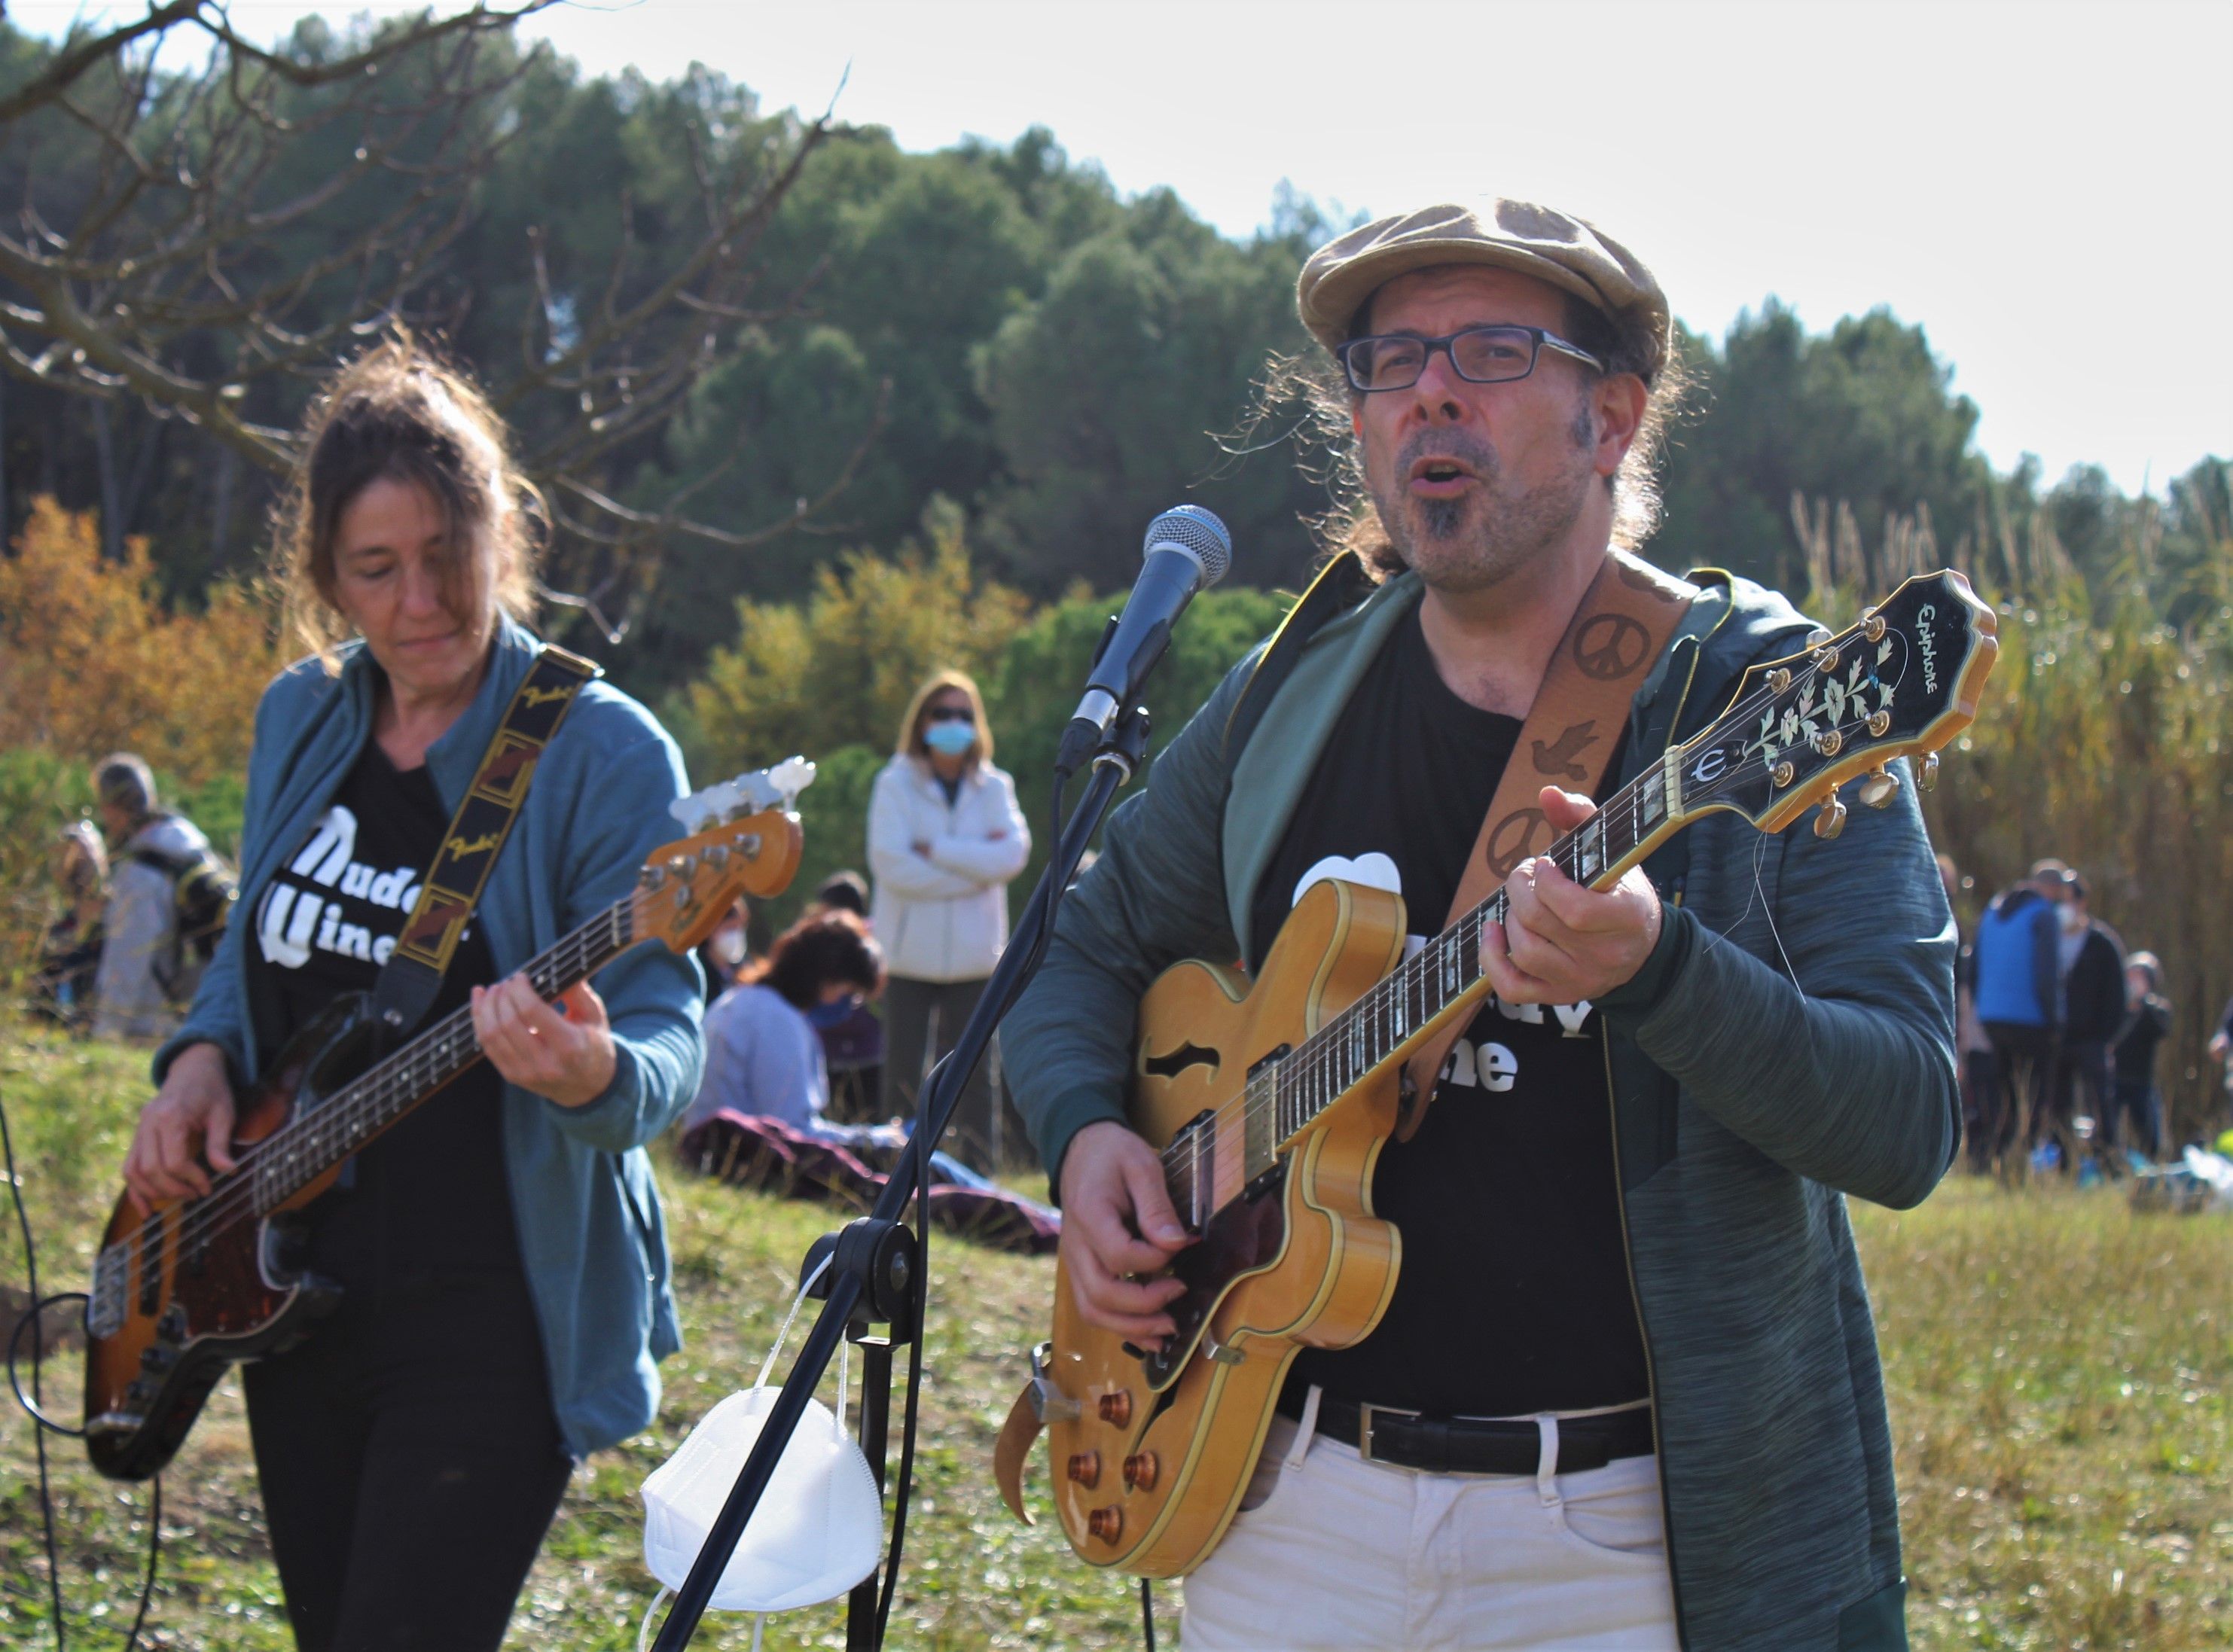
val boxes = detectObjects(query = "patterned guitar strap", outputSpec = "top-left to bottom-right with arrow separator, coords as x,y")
369,645 -> 602,1041
1394,550 -> 1695,1141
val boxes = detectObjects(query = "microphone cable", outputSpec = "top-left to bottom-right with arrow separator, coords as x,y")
4,1083 -> 163,1651
872,764 -> 1072,1647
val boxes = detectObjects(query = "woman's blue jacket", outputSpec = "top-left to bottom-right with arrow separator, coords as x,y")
156,617 -> 706,1458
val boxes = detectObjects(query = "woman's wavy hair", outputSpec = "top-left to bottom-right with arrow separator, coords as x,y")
746,909 -> 885,1010
894,668 -> 993,765
273,334 -> 543,666
1236,290 -> 1689,581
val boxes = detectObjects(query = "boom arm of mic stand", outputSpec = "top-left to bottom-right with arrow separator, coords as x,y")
649,712 -> 1151,1651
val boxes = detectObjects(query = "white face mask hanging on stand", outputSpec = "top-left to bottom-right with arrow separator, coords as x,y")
638,1257 -> 886,1650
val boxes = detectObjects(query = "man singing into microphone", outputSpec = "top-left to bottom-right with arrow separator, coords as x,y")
1003,202 -> 1955,1650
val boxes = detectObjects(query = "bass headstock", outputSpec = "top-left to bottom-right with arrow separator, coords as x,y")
1667,570 -> 1998,838
637,760 -> 815,954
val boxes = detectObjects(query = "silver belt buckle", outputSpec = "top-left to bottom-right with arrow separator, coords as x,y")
1356,1401 -> 1417,1463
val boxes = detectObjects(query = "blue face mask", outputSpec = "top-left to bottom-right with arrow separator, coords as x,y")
806,994 -> 862,1028
922,721 -> 975,757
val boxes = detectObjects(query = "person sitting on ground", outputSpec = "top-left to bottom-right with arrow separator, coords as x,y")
682,909 -> 886,1138
805,870 -> 886,1123
694,897 -> 752,993
2110,952 -> 2171,1160
90,753 -> 219,1044
32,819 -> 108,1030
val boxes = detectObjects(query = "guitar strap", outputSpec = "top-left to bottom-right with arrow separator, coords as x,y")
369,644 -> 602,1040
1394,550 -> 1695,1141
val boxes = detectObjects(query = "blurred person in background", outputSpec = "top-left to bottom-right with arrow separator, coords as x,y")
1970,859 -> 2066,1166
695,897 -> 752,993
2109,952 -> 2170,1160
804,870 -> 886,1123
1940,853 -> 1998,1171
2048,867 -> 2124,1164
32,819 -> 108,1030
90,752 -> 221,1044
682,908 -> 883,1138
868,669 -> 1029,1170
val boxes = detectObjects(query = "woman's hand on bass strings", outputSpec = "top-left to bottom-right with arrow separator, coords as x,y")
123,1041 -> 236,1211
471,975 -> 618,1108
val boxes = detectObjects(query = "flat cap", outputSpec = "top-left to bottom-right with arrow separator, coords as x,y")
1297,199 -> 1669,381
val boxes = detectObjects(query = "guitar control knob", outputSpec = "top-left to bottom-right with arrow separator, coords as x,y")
1097,1390 -> 1133,1427
158,1304 -> 188,1339
1920,751 -> 1940,791
1814,797 -> 1848,840
1088,1506 -> 1124,1544
1066,1451 -> 1101,1488
139,1344 -> 178,1374
1858,767 -> 1900,809
1124,1451 -> 1160,1492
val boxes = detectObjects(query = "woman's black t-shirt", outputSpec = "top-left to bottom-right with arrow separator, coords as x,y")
246,740 -> 524,1287
1252,607 -> 1651,1419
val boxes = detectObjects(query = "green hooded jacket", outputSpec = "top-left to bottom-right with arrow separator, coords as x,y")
1003,559 -> 1957,1652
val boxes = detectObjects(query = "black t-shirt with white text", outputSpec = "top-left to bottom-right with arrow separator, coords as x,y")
1252,607 -> 1650,1418
248,741 -> 523,1286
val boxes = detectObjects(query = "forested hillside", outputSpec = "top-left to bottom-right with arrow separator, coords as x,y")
3,14 -> 2222,706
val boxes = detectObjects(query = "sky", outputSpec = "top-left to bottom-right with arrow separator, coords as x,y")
15,0 -> 2232,495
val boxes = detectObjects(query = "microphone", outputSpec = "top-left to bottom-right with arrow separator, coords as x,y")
1057,504 -> 1233,773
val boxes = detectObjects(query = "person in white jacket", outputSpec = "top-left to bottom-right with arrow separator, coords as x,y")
868,669 -> 1030,1169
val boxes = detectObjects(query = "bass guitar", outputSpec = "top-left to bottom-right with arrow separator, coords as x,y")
999,571 -> 1998,1576
82,764 -> 811,1482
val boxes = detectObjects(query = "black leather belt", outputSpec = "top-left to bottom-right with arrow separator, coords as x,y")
1294,1394 -> 1655,1476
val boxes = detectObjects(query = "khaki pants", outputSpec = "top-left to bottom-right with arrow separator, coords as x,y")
1181,1391 -> 1679,1651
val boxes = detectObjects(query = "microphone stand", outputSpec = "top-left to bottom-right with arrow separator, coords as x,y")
649,707 -> 1154,1652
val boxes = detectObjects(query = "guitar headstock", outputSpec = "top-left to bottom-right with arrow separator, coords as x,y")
1667,570 -> 1998,839
638,761 -> 813,953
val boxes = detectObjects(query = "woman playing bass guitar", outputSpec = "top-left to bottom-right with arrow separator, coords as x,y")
117,340 -> 706,1650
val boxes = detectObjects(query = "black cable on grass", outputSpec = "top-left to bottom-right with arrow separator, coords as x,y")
5,1085 -> 164,1650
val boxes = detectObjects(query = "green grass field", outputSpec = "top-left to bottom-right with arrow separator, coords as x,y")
2,1025 -> 2226,1650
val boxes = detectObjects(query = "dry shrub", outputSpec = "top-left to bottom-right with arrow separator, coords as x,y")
0,497 -> 279,786
1795,493 -> 2233,1147
0,498 -> 280,983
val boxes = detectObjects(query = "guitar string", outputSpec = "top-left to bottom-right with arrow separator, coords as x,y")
129,901 -> 632,1269
1164,651 -> 1922,1198
1154,642 -> 1908,1194
100,892 -> 650,1281
123,899 -> 635,1270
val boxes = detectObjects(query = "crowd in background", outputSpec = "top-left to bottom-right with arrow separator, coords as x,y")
1952,852 -> 2229,1179
35,706 -> 2233,1187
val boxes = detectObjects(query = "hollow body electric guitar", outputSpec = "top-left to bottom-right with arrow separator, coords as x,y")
1005,572 -> 1999,1577
82,764 -> 812,1482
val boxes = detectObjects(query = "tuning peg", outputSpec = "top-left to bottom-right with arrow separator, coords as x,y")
1858,767 -> 1900,809
1919,751 -> 1940,791
1814,796 -> 1848,840
1805,627 -> 1832,648
1861,608 -> 1887,642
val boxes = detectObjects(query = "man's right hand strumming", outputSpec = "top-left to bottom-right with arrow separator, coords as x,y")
1057,1119 -> 1194,1340
122,1041 -> 236,1210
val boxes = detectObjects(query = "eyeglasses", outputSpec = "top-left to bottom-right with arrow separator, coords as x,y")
924,706 -> 975,724
1336,325 -> 1604,395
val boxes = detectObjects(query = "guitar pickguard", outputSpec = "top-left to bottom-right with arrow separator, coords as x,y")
1139,1161 -> 1288,1389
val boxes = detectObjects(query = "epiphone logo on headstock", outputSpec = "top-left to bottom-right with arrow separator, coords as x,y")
1915,604 -> 1939,695
1690,747 -> 1728,785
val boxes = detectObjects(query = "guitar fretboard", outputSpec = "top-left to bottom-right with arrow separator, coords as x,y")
1172,748 -> 1683,1199
246,897 -> 643,1215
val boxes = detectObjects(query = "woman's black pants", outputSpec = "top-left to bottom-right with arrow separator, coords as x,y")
243,1273 -> 572,1651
